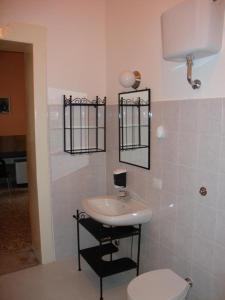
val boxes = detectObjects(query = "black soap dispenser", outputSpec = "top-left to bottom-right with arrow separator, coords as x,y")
113,168 -> 127,196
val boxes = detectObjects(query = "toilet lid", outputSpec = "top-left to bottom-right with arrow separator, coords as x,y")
127,269 -> 189,300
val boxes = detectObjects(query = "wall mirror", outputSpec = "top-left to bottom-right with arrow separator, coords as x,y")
118,89 -> 151,170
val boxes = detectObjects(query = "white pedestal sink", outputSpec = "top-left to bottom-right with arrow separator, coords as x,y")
82,195 -> 152,226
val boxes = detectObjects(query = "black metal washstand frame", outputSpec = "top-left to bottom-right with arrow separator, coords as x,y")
73,210 -> 142,300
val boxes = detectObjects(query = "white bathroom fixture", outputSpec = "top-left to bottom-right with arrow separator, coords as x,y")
82,195 -> 152,226
113,168 -> 127,189
127,269 -> 192,300
161,0 -> 225,89
113,168 -> 127,197
119,70 -> 141,89
156,125 -> 166,139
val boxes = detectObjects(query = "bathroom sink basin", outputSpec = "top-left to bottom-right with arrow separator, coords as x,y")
82,195 -> 152,226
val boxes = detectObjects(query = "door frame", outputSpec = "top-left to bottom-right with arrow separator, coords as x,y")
0,23 -> 55,264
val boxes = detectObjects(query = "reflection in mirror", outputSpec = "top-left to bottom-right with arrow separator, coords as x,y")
119,89 -> 151,169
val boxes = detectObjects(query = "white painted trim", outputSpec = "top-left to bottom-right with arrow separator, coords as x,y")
0,23 -> 55,264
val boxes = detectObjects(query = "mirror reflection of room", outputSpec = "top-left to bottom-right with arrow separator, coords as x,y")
119,89 -> 150,169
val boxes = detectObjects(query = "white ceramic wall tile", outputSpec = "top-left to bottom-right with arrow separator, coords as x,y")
159,219 -> 176,251
193,203 -> 216,240
191,264 -> 215,300
192,234 -> 214,272
151,102 -> 163,133
149,159 -> 163,178
212,276 -> 225,300
217,172 -> 225,211
48,105 -> 63,129
101,100 -> 225,300
172,257 -> 191,279
178,132 -> 198,167
215,210 -> 225,247
195,170 -> 219,208
158,244 -> 177,270
161,131 -> 178,163
176,194 -> 195,231
212,244 -> 225,277
162,101 -> 180,132
50,151 -> 106,259
174,223 -> 193,261
151,135 -> 162,161
147,189 -> 161,212
219,135 -> 225,173
144,213 -> 160,242
147,241 -> 161,270
49,129 -> 63,154
222,98 -> 225,136
179,99 -> 199,133
160,191 -> 177,222
198,98 -> 222,135
197,134 -> 220,172
49,97 -> 225,300
177,166 -> 197,198
161,162 -> 178,194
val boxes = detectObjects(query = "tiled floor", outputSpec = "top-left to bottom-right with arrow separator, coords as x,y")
0,257 -> 132,300
0,188 -> 39,275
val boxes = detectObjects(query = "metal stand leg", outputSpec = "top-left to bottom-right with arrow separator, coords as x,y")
76,210 -> 81,271
110,228 -> 113,261
99,240 -> 104,300
100,277 -> 103,300
136,224 -> 142,276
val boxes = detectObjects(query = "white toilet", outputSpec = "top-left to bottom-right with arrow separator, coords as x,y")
127,269 -> 191,300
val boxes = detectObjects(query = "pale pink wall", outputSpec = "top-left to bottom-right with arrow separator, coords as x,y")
106,0 -> 225,103
0,0 -> 106,98
0,51 -> 27,136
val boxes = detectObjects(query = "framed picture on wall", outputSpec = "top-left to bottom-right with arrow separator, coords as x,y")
0,97 -> 10,113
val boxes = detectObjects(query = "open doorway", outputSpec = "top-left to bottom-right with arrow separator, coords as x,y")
0,23 -> 55,266
0,50 -> 39,275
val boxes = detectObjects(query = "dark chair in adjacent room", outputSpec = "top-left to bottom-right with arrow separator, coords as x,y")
0,159 -> 11,192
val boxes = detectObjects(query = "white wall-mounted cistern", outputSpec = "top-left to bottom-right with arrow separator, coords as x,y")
161,0 -> 225,89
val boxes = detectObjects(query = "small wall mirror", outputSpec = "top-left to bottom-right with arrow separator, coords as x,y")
119,89 -> 151,170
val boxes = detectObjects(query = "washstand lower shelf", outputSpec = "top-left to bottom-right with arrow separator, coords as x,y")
80,243 -> 137,277
73,210 -> 142,300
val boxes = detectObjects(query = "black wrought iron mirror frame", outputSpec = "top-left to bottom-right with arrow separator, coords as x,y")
118,88 -> 151,170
